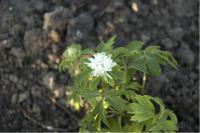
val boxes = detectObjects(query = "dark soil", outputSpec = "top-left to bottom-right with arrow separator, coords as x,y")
0,0 -> 199,132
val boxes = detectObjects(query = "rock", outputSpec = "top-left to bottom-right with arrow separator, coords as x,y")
9,74 -> 18,83
165,71 -> 176,80
31,86 -> 42,97
43,7 -> 70,32
188,72 -> 198,80
179,121 -> 193,132
168,0 -> 194,17
10,47 -> 25,59
11,94 -> 18,104
42,72 -> 55,90
30,0 -> 46,12
168,27 -> 184,41
67,13 -> 94,41
24,28 -> 49,56
11,24 -> 25,40
141,34 -> 150,42
50,30 -> 61,43
0,38 -> 13,50
149,74 -> 170,91
32,103 -> 41,114
177,43 -> 194,65
161,38 -> 174,49
155,74 -> 169,88
18,91 -> 29,103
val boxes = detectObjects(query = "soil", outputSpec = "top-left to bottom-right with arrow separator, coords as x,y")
0,0 -> 199,132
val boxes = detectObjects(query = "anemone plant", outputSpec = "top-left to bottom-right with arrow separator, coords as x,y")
59,36 -> 178,132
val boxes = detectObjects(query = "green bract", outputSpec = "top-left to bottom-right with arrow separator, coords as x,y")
59,36 -> 178,132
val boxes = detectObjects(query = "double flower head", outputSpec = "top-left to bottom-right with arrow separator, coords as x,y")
85,52 -> 116,80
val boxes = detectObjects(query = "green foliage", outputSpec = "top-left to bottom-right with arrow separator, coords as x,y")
60,36 -> 178,132
127,95 -> 177,132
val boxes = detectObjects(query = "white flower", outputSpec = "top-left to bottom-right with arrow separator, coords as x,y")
86,52 -> 117,79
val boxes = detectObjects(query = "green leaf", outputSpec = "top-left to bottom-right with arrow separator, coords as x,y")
63,44 -> 81,59
74,69 -> 90,87
148,120 -> 178,132
90,100 -> 110,130
90,78 -> 100,89
112,47 -> 129,58
121,82 -> 140,100
81,48 -> 95,55
79,114 -> 92,132
80,89 -> 100,101
66,89 -> 82,110
144,45 -> 161,54
105,74 -> 115,87
124,89 -> 136,101
124,122 -> 144,132
100,118 -> 124,132
110,70 -> 126,83
127,53 -> 148,73
164,110 -> 178,124
122,82 -> 141,91
97,35 -> 116,52
59,59 -> 68,72
141,96 -> 178,132
59,44 -> 82,74
106,96 -> 128,112
127,95 -> 155,122
127,41 -> 144,51
100,100 -> 110,128
158,51 -> 177,69
130,112 -> 155,122
106,89 -> 125,97
146,55 -> 161,76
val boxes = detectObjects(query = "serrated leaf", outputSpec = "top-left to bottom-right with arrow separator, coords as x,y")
106,96 -> 128,112
127,41 -> 144,51
66,89 -> 82,110
146,55 -> 161,76
63,44 -> 81,59
81,48 -> 95,55
80,89 -> 100,101
100,100 -> 109,128
141,96 -> 178,132
100,118 -> 124,132
97,35 -> 116,52
106,89 -> 125,97
91,100 -> 110,130
59,59 -> 68,72
127,95 -> 155,122
105,74 -> 115,87
90,78 -> 100,89
127,53 -> 148,73
165,110 -> 178,124
148,120 -> 178,132
131,112 -> 155,122
124,122 -> 144,132
121,82 -> 140,100
144,45 -> 161,54
136,96 -> 155,112
122,82 -> 141,91
110,70 -> 126,83
112,47 -> 129,58
124,89 -> 136,101
158,51 -> 177,69
74,69 -> 90,87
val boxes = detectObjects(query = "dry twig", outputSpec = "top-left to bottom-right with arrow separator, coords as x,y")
22,110 -> 78,131
45,94 -> 80,123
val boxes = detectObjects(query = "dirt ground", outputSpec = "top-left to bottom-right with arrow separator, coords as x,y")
0,0 -> 199,132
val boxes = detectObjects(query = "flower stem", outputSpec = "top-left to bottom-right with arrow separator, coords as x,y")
141,73 -> 147,94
